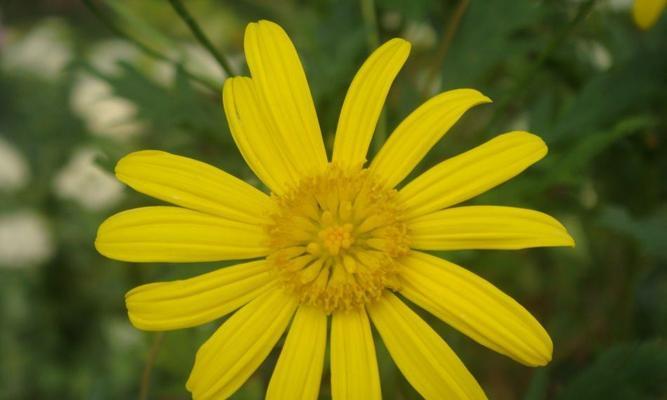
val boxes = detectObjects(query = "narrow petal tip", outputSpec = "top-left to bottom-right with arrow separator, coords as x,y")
114,150 -> 160,178
532,335 -> 553,367
387,37 -> 412,54
504,131 -> 548,158
460,88 -> 493,104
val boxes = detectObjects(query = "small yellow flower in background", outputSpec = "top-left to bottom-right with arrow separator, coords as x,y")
633,0 -> 666,29
96,20 -> 574,400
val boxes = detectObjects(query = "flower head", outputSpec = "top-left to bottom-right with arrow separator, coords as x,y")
96,20 -> 574,400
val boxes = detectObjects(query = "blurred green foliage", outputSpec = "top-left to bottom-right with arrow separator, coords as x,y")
1,0 -> 666,399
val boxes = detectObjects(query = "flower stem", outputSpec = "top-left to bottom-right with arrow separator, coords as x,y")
167,0 -> 236,78
138,332 -> 164,400
360,0 -> 380,49
483,0 -> 598,134
421,0 -> 469,99
360,0 -> 387,153
81,0 -> 218,91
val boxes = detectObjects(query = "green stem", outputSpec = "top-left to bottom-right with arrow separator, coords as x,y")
422,0 -> 469,99
167,0 -> 236,77
81,0 -> 218,91
484,0 -> 597,133
138,332 -> 164,400
360,0 -> 380,49
360,0 -> 387,153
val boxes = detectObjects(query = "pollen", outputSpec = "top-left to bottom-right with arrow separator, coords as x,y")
266,165 -> 410,313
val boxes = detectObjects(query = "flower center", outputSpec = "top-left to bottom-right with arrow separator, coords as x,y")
266,165 -> 410,313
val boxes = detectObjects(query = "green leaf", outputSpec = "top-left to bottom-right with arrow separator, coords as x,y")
441,0 -> 542,91
543,115 -> 656,186
597,207 -> 667,261
546,41 -> 667,143
556,341 -> 667,400
105,0 -> 172,53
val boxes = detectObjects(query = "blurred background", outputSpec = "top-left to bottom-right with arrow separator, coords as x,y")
1,0 -> 666,399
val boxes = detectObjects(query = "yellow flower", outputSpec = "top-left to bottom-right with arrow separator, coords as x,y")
96,20 -> 574,400
633,0 -> 666,29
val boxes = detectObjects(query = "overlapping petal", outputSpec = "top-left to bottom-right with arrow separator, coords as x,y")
223,76 -> 301,193
370,89 -> 491,188
400,251 -> 553,366
330,308 -> 381,400
368,292 -> 487,400
186,288 -> 298,399
267,306 -> 327,400
399,131 -> 547,219
332,38 -> 410,170
115,150 -> 271,224
125,260 -> 274,330
244,20 -> 327,177
95,206 -> 268,262
409,206 -> 574,250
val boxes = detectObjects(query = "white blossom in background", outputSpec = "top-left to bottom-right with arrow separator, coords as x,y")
576,40 -> 613,71
53,147 -> 124,211
105,317 -> 142,350
181,43 -> 226,83
381,11 -> 402,30
1,18 -> 71,80
89,39 -> 140,76
403,21 -> 437,49
589,41 -> 613,71
152,44 -> 243,87
509,112 -> 530,132
70,73 -> 144,140
606,0 -> 633,11
0,211 -> 53,268
0,137 -> 30,191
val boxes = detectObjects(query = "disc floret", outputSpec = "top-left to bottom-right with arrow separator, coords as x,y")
266,165 -> 410,313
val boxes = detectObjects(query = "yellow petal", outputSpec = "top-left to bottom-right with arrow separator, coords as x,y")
400,251 -> 553,366
332,38 -> 411,170
370,89 -> 492,188
223,76 -> 300,194
409,206 -> 575,250
399,131 -> 547,219
633,0 -> 666,30
126,260 -> 275,331
331,308 -> 381,400
244,20 -> 327,178
115,150 -> 271,224
368,292 -> 487,400
95,206 -> 268,262
186,288 -> 297,399
266,306 -> 327,400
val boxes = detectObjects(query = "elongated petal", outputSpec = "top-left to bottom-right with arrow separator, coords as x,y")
368,292 -> 486,400
95,206 -> 268,262
244,20 -> 327,178
370,89 -> 491,188
186,288 -> 298,399
223,76 -> 300,194
410,206 -> 574,250
633,0 -> 666,30
331,308 -> 381,400
400,251 -> 553,366
332,38 -> 411,169
399,132 -> 547,219
125,260 -> 275,330
267,306 -> 327,400
115,150 -> 271,224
